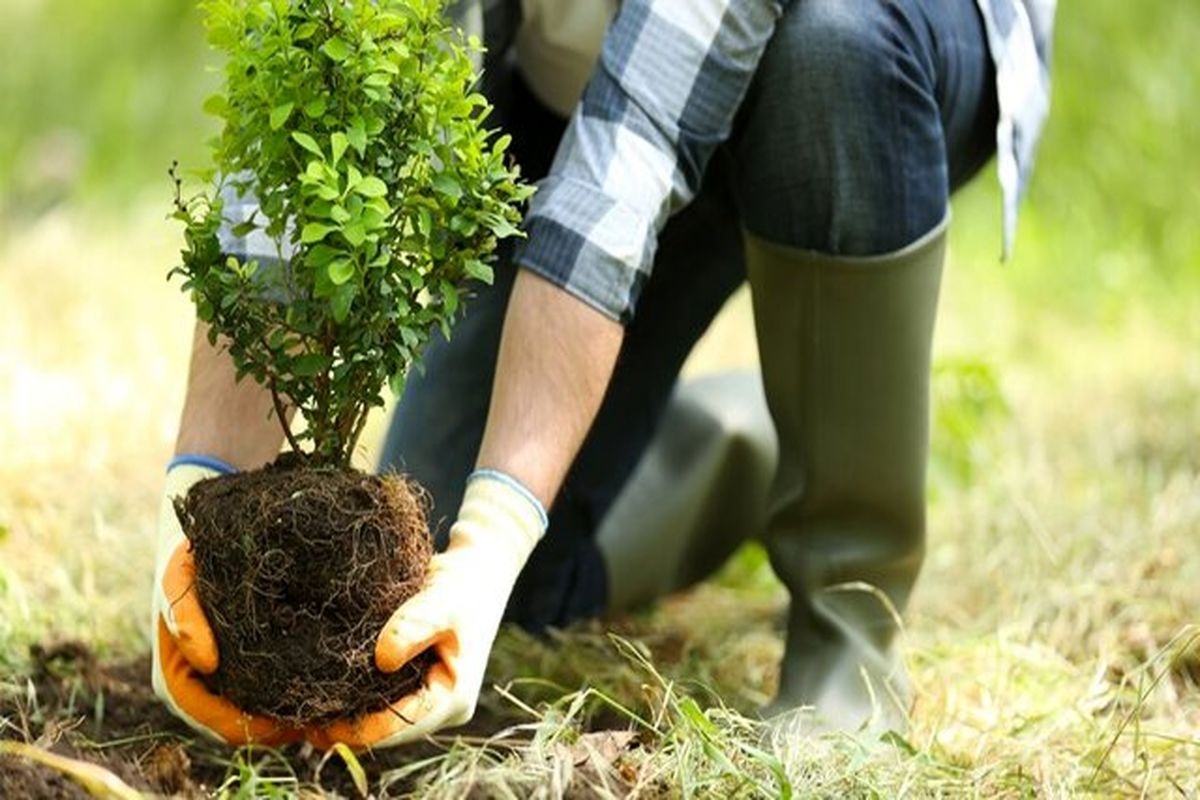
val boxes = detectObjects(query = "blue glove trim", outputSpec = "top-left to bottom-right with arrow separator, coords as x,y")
167,454 -> 238,476
468,469 -> 550,530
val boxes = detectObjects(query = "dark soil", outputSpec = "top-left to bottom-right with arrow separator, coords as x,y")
0,757 -> 92,800
174,459 -> 437,726
0,640 -> 457,797
0,642 -> 208,796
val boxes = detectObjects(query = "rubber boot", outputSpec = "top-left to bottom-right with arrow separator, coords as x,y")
746,218 -> 948,733
597,371 -> 778,613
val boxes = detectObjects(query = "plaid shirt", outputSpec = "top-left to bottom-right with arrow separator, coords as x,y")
221,0 -> 1055,325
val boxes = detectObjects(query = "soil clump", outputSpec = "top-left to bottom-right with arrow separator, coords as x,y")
175,459 -> 436,725
0,756 -> 93,800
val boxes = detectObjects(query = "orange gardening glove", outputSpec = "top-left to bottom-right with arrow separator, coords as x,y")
150,459 -> 302,746
305,471 -> 547,750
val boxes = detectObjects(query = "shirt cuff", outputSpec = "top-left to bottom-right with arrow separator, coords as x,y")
514,175 -> 653,325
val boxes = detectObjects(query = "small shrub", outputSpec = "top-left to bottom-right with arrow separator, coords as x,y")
170,0 -> 531,465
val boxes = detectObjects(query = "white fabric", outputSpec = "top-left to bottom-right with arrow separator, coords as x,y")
149,463 -> 223,741
370,473 -> 546,746
515,0 -> 617,116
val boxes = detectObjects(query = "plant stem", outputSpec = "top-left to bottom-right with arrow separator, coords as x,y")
344,406 -> 371,468
268,376 -> 304,457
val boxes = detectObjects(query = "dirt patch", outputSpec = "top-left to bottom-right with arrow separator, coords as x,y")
0,755 -> 93,799
1,642 -> 214,796
177,461 -> 436,725
0,641 -> 450,796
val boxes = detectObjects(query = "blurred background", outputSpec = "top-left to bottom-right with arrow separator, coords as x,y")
1,0 -> 1198,791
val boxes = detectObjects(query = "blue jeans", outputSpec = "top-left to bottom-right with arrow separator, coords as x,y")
381,0 -> 997,631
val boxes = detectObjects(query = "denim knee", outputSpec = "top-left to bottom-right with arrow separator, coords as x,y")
731,0 -> 948,255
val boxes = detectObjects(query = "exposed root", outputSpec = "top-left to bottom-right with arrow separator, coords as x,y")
175,460 -> 436,725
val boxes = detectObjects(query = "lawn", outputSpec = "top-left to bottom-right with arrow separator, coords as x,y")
2,0 -> 1198,796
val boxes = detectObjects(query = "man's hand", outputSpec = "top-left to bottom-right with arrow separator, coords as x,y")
151,460 -> 301,745
305,471 -> 547,749
153,464 -> 543,750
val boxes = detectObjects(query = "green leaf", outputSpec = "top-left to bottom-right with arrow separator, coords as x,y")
303,97 -> 327,118
269,101 -> 294,130
449,214 -> 476,235
307,244 -> 339,267
464,259 -> 494,284
322,36 -> 352,62
441,281 -> 459,314
361,207 -> 385,230
331,284 -> 356,324
301,222 -> 335,243
347,122 -> 367,156
185,165 -> 217,183
291,353 -> 332,377
292,131 -> 323,158
364,114 -> 385,136
331,132 -> 349,166
432,173 -> 462,200
305,160 -> 326,181
343,222 -> 367,247
328,258 -> 355,285
388,371 -> 406,399
355,176 -> 388,198
488,217 -> 522,238
202,94 -> 227,117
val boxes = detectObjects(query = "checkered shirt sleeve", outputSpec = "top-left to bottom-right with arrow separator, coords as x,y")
218,0 -> 1054,316
976,0 -> 1055,258
513,1 -> 788,324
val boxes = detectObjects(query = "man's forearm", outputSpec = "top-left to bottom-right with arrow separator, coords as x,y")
174,322 -> 290,470
475,269 -> 624,508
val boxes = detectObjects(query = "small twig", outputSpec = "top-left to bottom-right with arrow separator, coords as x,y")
345,407 -> 372,468
252,331 -> 304,456
268,374 -> 303,456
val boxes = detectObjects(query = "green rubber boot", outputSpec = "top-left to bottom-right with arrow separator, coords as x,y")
597,371 -> 777,613
746,218 -> 948,733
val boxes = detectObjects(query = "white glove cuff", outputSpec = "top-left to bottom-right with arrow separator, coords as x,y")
458,470 -> 549,563
154,458 -> 233,637
466,469 -> 548,528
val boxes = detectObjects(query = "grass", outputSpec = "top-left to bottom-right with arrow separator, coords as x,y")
3,0 -> 1200,795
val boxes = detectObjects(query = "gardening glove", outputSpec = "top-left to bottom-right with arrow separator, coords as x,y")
305,470 -> 547,750
151,456 -> 302,745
